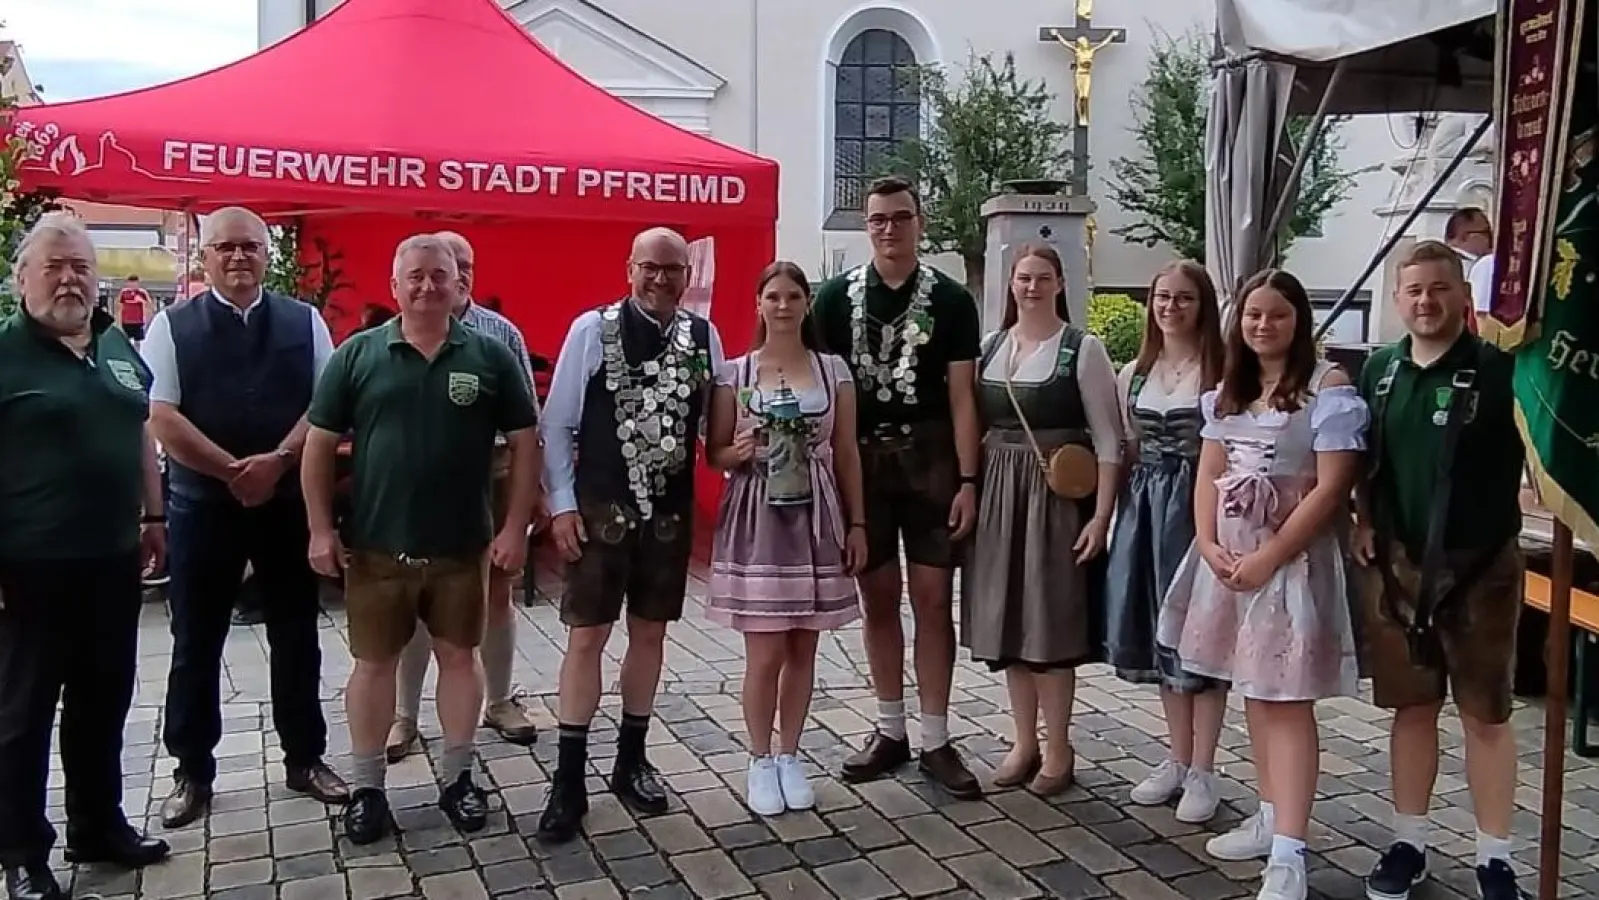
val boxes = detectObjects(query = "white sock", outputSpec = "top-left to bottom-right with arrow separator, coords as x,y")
395,627 -> 431,720
1475,831 -> 1512,867
1258,800 -> 1276,826
1393,812 -> 1430,852
921,713 -> 949,750
481,615 -> 515,704
877,700 -> 907,740
1269,835 -> 1306,868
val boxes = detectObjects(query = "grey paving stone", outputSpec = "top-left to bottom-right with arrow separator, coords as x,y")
100,565 -> 1585,900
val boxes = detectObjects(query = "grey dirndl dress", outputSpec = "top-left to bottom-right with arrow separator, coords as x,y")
1101,371 -> 1215,691
960,326 -> 1105,671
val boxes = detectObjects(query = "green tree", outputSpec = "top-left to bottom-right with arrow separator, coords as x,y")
882,51 -> 1072,299
1107,29 -> 1353,263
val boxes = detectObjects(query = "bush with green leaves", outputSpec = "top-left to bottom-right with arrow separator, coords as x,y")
1086,293 -> 1145,366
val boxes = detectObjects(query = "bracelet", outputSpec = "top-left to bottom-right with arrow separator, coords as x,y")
141,514 -> 167,525
958,474 -> 979,487
849,522 -> 867,531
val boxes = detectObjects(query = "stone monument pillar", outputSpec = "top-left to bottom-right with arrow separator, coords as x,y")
980,181 -> 1096,333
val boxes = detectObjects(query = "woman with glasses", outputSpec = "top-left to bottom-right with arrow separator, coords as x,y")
1103,261 -> 1227,823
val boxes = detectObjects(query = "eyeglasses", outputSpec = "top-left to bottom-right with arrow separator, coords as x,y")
1152,291 -> 1198,308
866,211 -> 918,232
633,262 -> 687,280
207,240 -> 264,257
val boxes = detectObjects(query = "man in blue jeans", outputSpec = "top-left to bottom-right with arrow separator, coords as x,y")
143,206 -> 349,829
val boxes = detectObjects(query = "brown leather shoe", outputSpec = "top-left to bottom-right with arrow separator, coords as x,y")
483,697 -> 539,746
1028,746 -> 1076,797
841,732 -> 911,783
159,776 -> 212,829
919,745 -> 982,800
992,749 -> 1041,788
386,717 -> 419,763
287,762 -> 351,805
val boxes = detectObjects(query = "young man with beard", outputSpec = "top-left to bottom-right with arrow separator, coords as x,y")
536,227 -> 725,842
810,176 -> 984,799
1353,241 -> 1525,900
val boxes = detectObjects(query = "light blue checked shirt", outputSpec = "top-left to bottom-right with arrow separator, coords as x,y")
458,299 -> 541,415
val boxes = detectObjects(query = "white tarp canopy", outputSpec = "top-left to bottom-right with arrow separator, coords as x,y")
1205,0 -> 1498,304
1215,0 -> 1496,113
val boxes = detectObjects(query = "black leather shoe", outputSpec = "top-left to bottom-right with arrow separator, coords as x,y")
610,759 -> 668,815
287,762 -> 350,805
4,862 -> 63,900
439,772 -> 489,833
64,822 -> 171,867
342,788 -> 393,846
535,774 -> 589,845
159,775 -> 212,829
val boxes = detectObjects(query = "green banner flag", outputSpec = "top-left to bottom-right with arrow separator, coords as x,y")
1488,0 -> 1597,545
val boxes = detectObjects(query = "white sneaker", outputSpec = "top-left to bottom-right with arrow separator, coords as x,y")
746,757 -> 784,816
1256,861 -> 1308,900
1175,769 -> 1220,823
1130,759 -> 1187,806
775,754 -> 814,811
1206,808 -> 1274,860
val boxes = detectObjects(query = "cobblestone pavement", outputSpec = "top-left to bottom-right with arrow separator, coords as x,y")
45,558 -> 1599,900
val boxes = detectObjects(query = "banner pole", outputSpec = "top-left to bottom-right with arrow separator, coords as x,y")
1539,520 -> 1574,900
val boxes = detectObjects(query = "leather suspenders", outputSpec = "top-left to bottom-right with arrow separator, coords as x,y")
1369,355 -> 1490,664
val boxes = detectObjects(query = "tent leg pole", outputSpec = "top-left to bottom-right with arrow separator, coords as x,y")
1540,520 -> 1574,900
1260,60 -> 1347,262
1312,114 -> 1493,341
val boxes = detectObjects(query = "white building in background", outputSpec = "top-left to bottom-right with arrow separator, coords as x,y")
259,0 -> 1457,333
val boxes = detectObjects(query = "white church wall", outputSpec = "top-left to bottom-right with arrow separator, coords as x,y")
257,0 -> 1416,303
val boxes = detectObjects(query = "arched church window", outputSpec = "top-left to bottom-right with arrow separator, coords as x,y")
831,28 -> 920,227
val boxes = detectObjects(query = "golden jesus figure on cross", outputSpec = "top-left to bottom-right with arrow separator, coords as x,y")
1052,29 -> 1120,127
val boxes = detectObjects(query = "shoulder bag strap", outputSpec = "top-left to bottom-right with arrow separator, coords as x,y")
999,335 -> 1051,473
1408,368 -> 1477,642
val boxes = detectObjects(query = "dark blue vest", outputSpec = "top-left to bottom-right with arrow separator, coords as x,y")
575,300 -> 711,517
168,291 -> 316,500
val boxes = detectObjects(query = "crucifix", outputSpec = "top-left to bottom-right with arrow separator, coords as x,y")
1038,0 -> 1125,196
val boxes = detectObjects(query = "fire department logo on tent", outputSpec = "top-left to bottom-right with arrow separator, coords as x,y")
9,121 -> 205,183
447,372 -> 480,407
105,359 -> 146,394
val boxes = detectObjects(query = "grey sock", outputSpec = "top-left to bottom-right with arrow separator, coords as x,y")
351,752 -> 386,792
441,744 -> 474,784
396,628 -> 432,720
481,616 -> 515,704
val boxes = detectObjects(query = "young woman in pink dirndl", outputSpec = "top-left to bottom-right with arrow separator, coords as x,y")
1156,269 -> 1367,900
705,262 -> 868,818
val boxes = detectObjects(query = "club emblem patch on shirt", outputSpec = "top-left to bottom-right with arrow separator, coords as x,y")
105,358 -> 146,394
447,372 -> 480,406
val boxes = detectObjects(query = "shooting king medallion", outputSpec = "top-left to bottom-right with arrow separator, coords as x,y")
600,302 -> 709,520
849,264 -> 934,405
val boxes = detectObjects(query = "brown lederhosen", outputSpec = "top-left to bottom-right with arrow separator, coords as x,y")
1359,538 -> 1523,724
858,419 -> 962,572
344,550 -> 489,661
560,499 -> 694,627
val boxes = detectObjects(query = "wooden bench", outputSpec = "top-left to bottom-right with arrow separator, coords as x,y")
1523,571 -> 1599,755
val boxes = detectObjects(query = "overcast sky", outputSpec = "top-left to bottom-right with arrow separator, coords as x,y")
4,0 -> 257,101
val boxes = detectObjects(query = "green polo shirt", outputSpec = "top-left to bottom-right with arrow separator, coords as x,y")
1358,332 -> 1524,559
308,318 -> 536,557
0,309 -> 153,561
813,263 -> 982,428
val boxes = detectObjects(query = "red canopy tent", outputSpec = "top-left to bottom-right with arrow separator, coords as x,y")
9,0 -> 779,520
9,0 -> 778,328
